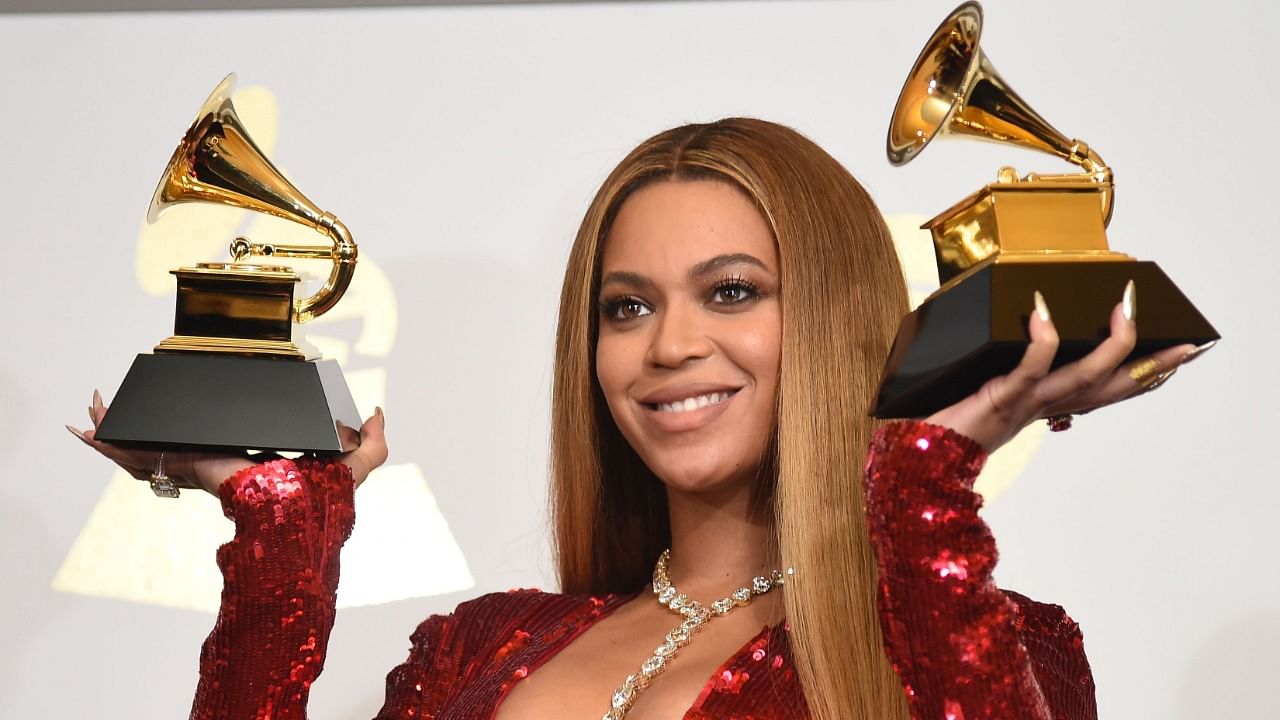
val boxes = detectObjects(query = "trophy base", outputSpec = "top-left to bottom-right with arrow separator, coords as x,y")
872,260 -> 1219,418
95,353 -> 362,454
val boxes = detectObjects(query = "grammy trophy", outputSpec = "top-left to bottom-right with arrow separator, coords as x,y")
95,74 -> 362,454
872,1 -> 1219,418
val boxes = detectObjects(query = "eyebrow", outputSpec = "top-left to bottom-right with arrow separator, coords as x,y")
599,253 -> 772,291
689,253 -> 770,278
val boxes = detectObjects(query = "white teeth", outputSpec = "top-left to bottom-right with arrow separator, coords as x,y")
655,392 -> 731,414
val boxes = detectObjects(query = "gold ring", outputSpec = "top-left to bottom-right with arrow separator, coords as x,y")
1128,357 -> 1164,388
148,452 -> 180,499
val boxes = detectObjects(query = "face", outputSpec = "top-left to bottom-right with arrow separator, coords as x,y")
595,179 -> 782,497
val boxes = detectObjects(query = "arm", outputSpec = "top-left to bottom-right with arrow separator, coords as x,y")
865,421 -> 1066,720
189,458 -> 355,720
867,288 -> 1198,718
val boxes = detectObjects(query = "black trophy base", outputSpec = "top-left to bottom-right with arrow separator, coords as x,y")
872,260 -> 1219,419
95,353 -> 362,454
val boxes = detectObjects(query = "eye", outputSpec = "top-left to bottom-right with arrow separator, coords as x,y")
599,295 -> 653,321
709,277 -> 760,306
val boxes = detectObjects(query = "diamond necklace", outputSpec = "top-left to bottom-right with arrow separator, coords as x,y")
601,549 -> 785,720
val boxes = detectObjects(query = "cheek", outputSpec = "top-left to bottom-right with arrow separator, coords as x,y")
732,312 -> 783,393
595,332 -> 636,410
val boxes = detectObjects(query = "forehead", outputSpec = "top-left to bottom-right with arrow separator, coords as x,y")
601,179 -> 778,273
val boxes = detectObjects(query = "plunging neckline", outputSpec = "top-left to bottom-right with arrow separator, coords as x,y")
489,592 -> 781,720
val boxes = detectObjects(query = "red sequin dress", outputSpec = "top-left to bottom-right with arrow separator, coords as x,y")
190,422 -> 1096,720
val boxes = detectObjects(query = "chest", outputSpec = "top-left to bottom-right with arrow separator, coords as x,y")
494,621 -> 764,720
451,596 -> 806,720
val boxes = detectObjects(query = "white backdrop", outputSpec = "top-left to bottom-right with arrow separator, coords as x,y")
1,0 -> 1276,717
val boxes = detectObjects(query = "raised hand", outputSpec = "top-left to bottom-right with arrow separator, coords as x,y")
68,390 -> 389,495
926,281 -> 1213,452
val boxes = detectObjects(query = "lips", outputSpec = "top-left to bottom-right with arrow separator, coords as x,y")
636,385 -> 741,432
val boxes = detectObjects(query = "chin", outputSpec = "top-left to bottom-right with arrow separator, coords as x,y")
642,447 -> 761,497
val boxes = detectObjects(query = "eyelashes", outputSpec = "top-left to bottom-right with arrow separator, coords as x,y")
598,295 -> 651,321
598,274 -> 765,322
709,274 -> 760,304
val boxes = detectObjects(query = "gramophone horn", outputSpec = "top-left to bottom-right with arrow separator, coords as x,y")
886,1 -> 1113,222
148,74 -> 356,323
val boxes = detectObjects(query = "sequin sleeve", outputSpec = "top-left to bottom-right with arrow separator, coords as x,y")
189,458 -> 355,720
864,421 -> 1096,720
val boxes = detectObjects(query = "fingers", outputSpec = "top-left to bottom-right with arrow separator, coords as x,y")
987,291 -> 1059,416
1097,343 -> 1195,403
1123,343 -> 1194,393
927,281 -> 1210,452
342,407 -> 389,487
1032,283 -> 1138,407
1039,341 -> 1196,418
73,390 -> 369,496
73,390 -> 165,483
69,422 -> 153,480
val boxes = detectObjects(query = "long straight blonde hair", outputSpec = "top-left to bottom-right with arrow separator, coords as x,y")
551,118 -> 912,720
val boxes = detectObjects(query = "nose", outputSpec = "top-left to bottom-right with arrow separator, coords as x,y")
646,302 -> 713,368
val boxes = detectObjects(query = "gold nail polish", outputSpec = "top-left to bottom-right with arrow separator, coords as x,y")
88,406 -> 96,425
65,424 -> 85,440
1122,280 -> 1137,322
92,389 -> 103,409
1033,291 -> 1051,322
1181,340 -> 1217,365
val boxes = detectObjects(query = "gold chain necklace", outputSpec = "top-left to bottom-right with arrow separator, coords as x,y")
601,549 -> 785,720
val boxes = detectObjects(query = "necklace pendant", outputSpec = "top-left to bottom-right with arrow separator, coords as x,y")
600,549 -> 785,719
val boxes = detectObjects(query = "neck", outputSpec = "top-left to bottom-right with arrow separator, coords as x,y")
663,481 -> 777,603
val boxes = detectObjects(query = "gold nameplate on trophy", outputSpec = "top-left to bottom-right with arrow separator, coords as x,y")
160,263 -> 305,357
95,74 -> 362,453
872,1 -> 1218,418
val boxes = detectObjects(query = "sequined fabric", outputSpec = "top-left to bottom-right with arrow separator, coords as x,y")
373,591 -> 807,719
865,422 -> 1097,720
190,459 -> 355,720
191,421 -> 1095,719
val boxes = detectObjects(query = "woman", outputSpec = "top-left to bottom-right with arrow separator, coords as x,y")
72,118 -> 1200,720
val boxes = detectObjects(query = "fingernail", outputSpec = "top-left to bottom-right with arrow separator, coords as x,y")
1146,367 -> 1178,392
1033,291 -> 1051,322
1181,340 -> 1217,365
65,424 -> 85,440
375,406 -> 385,427
1122,280 -> 1137,323
92,389 -> 103,409
88,406 -> 96,425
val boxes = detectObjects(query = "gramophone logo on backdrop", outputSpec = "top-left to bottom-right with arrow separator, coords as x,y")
52,83 -> 473,612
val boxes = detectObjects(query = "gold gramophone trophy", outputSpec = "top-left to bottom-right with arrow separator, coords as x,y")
95,74 -> 362,453
872,1 -> 1218,418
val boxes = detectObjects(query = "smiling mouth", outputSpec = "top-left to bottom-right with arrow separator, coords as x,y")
648,390 -> 737,414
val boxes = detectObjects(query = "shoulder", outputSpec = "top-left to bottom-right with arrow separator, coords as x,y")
454,588 -> 615,626
408,589 -> 625,650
